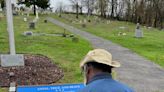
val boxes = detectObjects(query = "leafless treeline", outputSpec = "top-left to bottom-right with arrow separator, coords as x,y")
69,0 -> 164,29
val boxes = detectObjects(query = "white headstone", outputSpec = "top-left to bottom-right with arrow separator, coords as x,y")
33,18 -> 38,23
135,23 -> 143,38
1,54 -> 24,67
79,20 -> 82,24
9,82 -> 16,92
119,26 -> 126,29
84,19 -> 87,23
107,20 -> 111,24
24,17 -> 27,22
36,10 -> 39,19
122,33 -> 127,36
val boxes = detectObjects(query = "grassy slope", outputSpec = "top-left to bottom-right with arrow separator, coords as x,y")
0,15 -> 92,91
52,14 -> 164,68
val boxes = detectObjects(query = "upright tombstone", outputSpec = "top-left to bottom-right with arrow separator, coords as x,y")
36,10 -> 39,19
29,22 -> 35,29
9,82 -> 16,92
135,23 -> 143,38
107,20 -> 111,24
0,4 -> 2,12
23,17 -> 27,22
84,19 -> 87,24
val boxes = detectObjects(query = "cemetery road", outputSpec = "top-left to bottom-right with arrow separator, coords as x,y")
47,17 -> 164,92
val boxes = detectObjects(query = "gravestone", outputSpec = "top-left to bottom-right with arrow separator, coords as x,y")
9,82 -> 16,92
29,22 -> 35,29
147,27 -> 152,31
0,4 -> 2,11
1,54 -> 24,67
135,23 -> 143,38
107,20 -> 111,24
70,34 -> 74,37
24,17 -> 27,22
23,31 -> 33,36
9,72 -> 15,77
33,18 -> 38,23
83,19 -> 87,23
119,26 -> 127,30
81,23 -> 86,28
21,12 -> 24,16
88,19 -> 91,22
79,20 -> 82,24
44,19 -> 47,23
62,30 -> 67,37
36,11 -> 39,19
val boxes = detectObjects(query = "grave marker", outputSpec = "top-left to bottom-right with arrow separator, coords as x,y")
23,31 -> 33,36
107,20 -> 111,24
36,10 -> 39,19
9,82 -> 16,92
29,22 -> 35,29
84,19 -> 87,23
135,23 -> 143,38
24,17 -> 27,22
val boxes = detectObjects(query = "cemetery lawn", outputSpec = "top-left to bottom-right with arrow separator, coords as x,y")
52,14 -> 164,68
0,15 -> 92,91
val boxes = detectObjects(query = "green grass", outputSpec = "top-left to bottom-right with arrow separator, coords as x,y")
52,13 -> 164,68
0,15 -> 92,91
0,88 -> 7,92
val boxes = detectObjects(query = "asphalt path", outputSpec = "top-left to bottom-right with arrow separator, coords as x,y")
47,17 -> 164,92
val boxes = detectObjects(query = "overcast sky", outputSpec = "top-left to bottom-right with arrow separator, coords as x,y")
12,0 -> 71,10
50,0 -> 71,8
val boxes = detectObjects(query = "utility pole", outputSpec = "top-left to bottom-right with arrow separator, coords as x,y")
6,0 -> 16,55
0,0 -> 24,67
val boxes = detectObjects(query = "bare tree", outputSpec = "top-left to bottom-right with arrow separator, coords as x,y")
70,0 -> 85,18
56,1 -> 65,17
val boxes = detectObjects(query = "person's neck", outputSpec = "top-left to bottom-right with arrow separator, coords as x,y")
88,71 -> 105,82
87,72 -> 111,85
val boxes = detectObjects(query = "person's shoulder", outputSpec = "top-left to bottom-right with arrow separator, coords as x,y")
115,81 -> 134,92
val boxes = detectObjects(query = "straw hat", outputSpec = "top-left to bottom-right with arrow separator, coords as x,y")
80,49 -> 121,68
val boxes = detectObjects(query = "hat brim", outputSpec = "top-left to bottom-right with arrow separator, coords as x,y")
80,59 -> 121,68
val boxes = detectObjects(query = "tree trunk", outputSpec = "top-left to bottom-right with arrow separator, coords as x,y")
76,3 -> 79,19
111,0 -> 114,18
33,1 -> 36,15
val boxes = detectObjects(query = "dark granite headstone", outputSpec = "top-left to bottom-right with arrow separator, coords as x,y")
29,22 -> 35,29
44,20 -> 47,23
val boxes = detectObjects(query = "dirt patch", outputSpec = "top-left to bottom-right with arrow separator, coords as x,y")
0,54 -> 64,87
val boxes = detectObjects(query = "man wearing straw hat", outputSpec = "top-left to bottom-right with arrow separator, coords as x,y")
78,49 -> 134,92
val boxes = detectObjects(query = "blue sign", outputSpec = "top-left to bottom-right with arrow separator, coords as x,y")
17,83 -> 84,92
